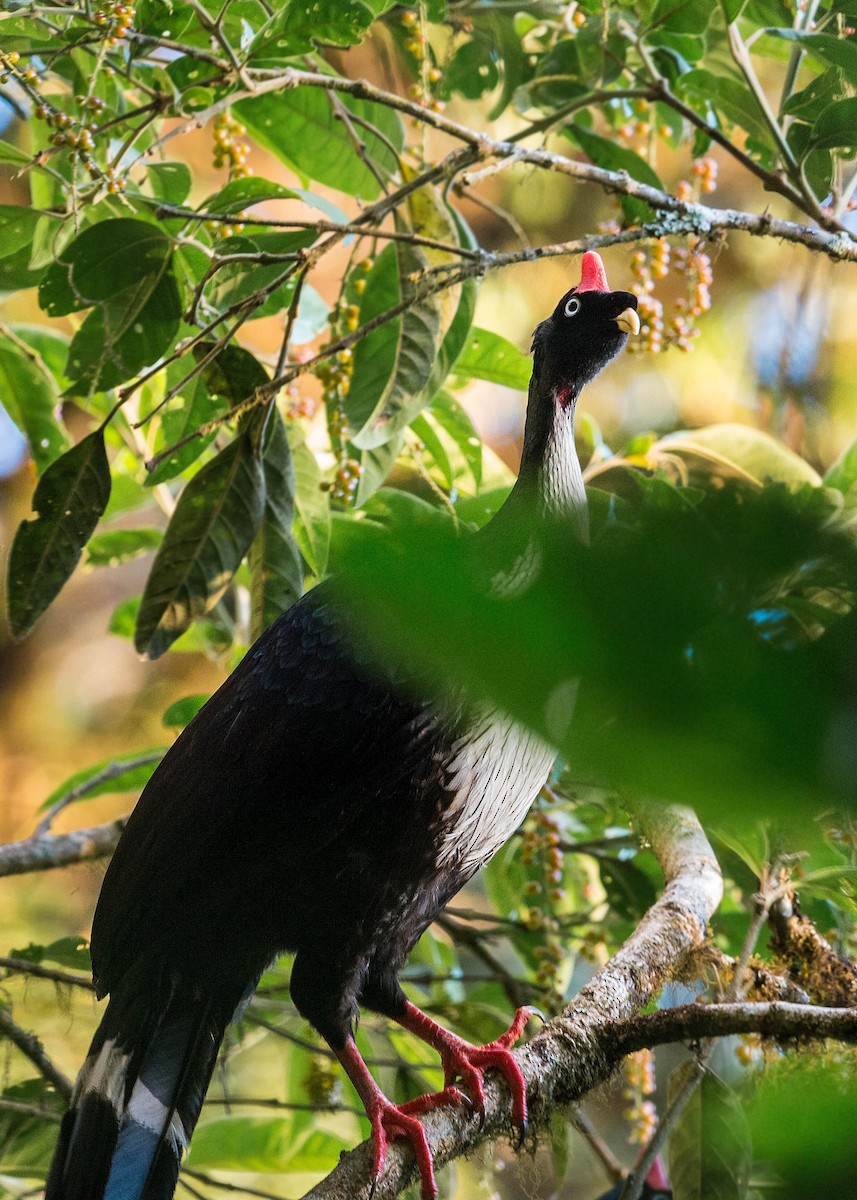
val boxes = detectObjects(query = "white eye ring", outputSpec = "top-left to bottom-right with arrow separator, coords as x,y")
564,296 -> 581,317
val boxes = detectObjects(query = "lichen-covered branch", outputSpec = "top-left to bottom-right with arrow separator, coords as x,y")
0,819 -> 126,879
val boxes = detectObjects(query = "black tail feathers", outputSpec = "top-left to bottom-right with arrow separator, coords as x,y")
46,989 -> 225,1200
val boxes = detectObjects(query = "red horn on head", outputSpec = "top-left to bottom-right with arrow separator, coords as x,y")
577,250 -> 610,293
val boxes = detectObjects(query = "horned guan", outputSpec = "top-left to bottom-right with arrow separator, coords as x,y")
45,252 -> 639,1200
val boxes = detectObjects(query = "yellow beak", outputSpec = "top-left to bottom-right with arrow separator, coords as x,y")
615,307 -> 640,335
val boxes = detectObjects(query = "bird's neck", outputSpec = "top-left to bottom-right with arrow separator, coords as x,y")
510,375 -> 589,543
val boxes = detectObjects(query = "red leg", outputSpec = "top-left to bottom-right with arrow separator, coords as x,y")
334,1037 -> 466,1200
395,1000 -> 539,1131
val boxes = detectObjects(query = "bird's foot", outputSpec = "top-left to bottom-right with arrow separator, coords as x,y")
365,1090 -> 438,1200
335,1039 -> 466,1200
398,1002 -> 540,1135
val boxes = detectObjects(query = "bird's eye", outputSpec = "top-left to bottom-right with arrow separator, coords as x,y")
564,296 -> 581,318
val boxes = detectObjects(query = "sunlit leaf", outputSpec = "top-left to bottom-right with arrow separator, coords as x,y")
453,327 -> 532,391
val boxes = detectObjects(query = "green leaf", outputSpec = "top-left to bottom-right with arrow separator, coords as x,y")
810,96 -> 857,150
188,1116 -> 349,1172
292,436 -> 331,577
135,430 -> 266,658
347,241 -> 442,450
767,30 -> 857,80
677,69 -> 772,145
249,410 -> 304,635
0,139 -> 30,165
0,205 -> 49,290
39,219 -> 181,392
651,0 -> 713,33
147,162 -> 193,204
0,1080 -> 61,1176
567,124 -> 664,222
0,335 -> 67,472
668,1066 -> 752,1200
235,85 -> 403,199
824,434 -> 857,496
453,327 -> 532,391
84,528 -> 162,567
411,413 -> 454,488
162,694 -> 209,728
207,230 -> 316,318
11,936 -> 91,970
248,0 -> 376,62
429,391 -> 483,487
7,429 -> 111,638
352,432 -> 406,508
654,424 -> 822,489
202,176 -> 300,216
39,749 -> 165,812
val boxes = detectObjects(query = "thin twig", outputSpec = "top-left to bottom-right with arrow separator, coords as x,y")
0,1006 -> 73,1101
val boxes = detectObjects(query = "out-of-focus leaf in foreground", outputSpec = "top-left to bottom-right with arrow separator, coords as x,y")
336,480 -> 857,821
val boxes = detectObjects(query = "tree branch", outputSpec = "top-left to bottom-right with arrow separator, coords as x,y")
0,1006 -> 73,1101
0,819 -> 126,879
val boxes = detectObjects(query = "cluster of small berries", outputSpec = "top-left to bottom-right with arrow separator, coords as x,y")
93,2 -> 135,46
616,99 -> 672,146
318,350 -> 357,502
675,155 -> 718,199
520,803 -> 567,1002
319,258 -> 376,504
401,9 -> 444,116
623,1049 -> 658,1144
212,112 -> 252,179
629,234 -> 713,353
734,1032 -> 762,1066
0,49 -> 38,85
33,91 -> 126,189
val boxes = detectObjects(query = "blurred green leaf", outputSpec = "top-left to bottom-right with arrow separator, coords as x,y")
7,429 -> 111,638
146,162 -> 192,204
668,1067 -> 751,1200
162,695 -> 209,728
654,424 -> 822,488
10,937 -> 91,971
824,433 -> 857,496
747,1060 -> 857,1198
0,1080 -> 60,1176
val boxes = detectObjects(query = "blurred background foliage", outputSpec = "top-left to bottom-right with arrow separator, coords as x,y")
2,1 -> 857,1198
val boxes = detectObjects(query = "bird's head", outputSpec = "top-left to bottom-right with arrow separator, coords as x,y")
531,251 -> 640,406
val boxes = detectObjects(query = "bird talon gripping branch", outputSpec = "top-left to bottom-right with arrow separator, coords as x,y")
46,253 -> 638,1200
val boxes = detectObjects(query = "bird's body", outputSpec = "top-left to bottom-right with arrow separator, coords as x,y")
46,253 -> 639,1200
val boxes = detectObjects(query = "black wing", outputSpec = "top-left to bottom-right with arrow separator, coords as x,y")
91,582 -> 455,998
